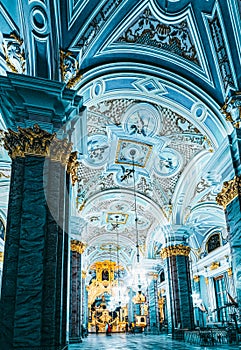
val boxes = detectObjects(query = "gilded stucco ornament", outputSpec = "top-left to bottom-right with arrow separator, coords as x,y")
221,92 -> 241,128
210,261 -> 220,270
70,240 -> 86,254
227,267 -> 232,276
160,244 -> 191,259
216,176 -> 241,209
2,32 -> 25,74
60,50 -> 82,88
67,151 -> 79,185
0,251 -> 4,263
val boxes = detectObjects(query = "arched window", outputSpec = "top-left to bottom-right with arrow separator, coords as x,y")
0,219 -> 5,240
206,233 -> 221,253
160,271 -> 165,283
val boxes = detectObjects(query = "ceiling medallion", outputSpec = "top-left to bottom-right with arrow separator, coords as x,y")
154,147 -> 182,177
123,103 -> 161,137
116,139 -> 152,168
85,135 -> 109,166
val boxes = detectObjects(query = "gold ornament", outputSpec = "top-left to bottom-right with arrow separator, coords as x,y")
0,251 -> 4,263
210,261 -> 220,270
227,267 -> 232,276
193,275 -> 200,283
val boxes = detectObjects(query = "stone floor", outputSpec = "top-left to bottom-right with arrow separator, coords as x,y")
69,333 -> 241,350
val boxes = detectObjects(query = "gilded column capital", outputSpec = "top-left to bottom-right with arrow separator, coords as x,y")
49,137 -> 73,165
160,244 -> 191,259
67,151 -> 79,185
3,124 -> 73,164
71,239 -> 86,254
3,125 -> 55,158
216,175 -> 241,209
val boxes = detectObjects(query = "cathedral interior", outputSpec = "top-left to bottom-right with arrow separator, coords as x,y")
0,0 -> 241,349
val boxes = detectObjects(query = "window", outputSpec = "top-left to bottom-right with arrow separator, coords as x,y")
207,233 -> 221,253
160,271 -> 165,283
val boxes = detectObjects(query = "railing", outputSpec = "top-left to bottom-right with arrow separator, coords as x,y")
184,328 -> 240,346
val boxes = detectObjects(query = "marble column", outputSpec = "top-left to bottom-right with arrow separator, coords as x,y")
148,273 -> 159,331
0,126 -> 74,349
161,234 -> 194,333
69,240 -> 86,343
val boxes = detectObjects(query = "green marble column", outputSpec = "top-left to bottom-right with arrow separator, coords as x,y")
69,240 -> 86,343
161,242 -> 194,333
0,126 -> 73,349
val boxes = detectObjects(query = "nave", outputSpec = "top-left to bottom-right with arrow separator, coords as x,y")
69,334 -> 241,350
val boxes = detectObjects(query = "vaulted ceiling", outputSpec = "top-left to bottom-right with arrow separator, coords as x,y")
0,0 -> 240,275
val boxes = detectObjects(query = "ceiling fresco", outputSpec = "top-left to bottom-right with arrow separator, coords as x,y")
0,0 -> 240,277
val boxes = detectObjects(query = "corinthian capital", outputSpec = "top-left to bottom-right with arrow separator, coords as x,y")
3,124 -> 73,164
3,124 -> 55,158
216,176 -> 240,209
67,151 -> 79,185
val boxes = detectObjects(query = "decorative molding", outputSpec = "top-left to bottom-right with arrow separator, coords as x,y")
3,125 -> 73,164
60,50 -> 82,88
71,239 -> 86,254
216,176 -> 240,209
193,275 -> 200,283
67,151 -> 79,185
116,7 -> 200,65
160,244 -> 190,259
74,0 -> 123,55
203,3 -> 236,95
0,251 -> 4,263
210,261 -> 220,270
